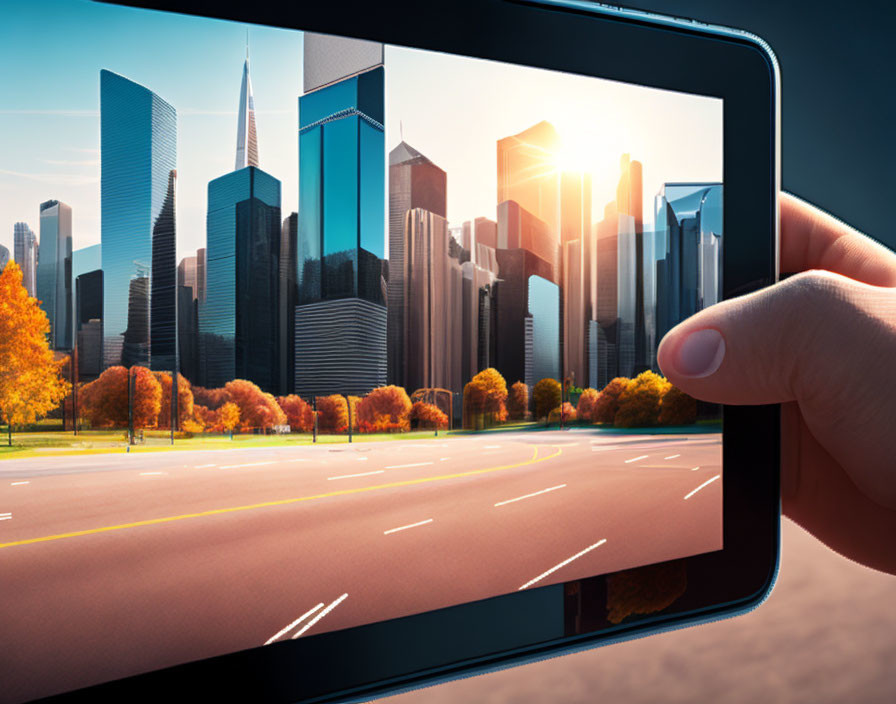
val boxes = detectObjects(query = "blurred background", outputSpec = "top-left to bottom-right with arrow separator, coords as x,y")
385,1 -> 896,703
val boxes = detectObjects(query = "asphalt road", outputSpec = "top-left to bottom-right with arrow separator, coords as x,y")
0,430 -> 720,703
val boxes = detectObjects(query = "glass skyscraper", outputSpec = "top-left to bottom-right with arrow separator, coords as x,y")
200,167 -> 282,392
295,35 -> 386,398
13,222 -> 39,297
37,199 -> 72,350
100,69 -> 177,370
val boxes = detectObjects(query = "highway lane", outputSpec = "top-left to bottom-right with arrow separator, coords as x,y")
0,431 -> 720,703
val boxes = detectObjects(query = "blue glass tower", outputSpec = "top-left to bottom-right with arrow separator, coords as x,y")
295,36 -> 386,398
200,167 -> 282,392
100,69 -> 177,370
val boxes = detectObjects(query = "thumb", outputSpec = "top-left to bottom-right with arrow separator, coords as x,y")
656,269 -> 888,405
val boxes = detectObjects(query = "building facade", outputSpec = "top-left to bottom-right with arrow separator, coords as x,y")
13,222 -> 38,296
295,35 -> 386,398
100,69 -> 177,370
387,141 -> 447,389
200,166 -> 282,392
37,199 -> 72,350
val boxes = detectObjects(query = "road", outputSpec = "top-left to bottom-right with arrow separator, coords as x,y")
0,430 -> 720,703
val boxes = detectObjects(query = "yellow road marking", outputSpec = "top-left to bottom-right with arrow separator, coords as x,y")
0,446 -> 562,550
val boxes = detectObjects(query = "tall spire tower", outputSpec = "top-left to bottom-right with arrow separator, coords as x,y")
235,33 -> 259,170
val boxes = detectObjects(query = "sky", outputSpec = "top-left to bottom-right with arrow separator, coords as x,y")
0,0 -> 721,262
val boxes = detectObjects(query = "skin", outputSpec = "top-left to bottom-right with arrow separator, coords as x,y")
657,192 -> 896,575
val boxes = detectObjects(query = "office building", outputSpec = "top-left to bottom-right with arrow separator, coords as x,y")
201,167 -> 282,392
655,183 -> 722,342
13,222 -> 39,297
37,199 -> 72,350
235,51 -> 259,170
280,213 -> 297,394
0,244 -> 8,272
388,141 -> 447,387
295,34 -> 386,397
100,69 -> 177,370
177,255 -> 199,384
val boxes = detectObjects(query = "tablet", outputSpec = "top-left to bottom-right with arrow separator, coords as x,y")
2,1 -> 779,701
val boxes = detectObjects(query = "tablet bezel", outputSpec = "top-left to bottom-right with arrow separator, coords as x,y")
51,1 -> 780,701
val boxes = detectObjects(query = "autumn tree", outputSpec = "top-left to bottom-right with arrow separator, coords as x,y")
152,372 -> 194,430
0,261 -> 69,442
470,368 -> 508,422
347,395 -> 361,432
316,395 -> 348,433
79,365 -> 161,429
506,381 -> 529,421
576,388 -> 600,422
463,379 -> 487,430
532,378 -> 561,421
357,385 -> 412,433
591,377 -> 629,424
548,402 -> 577,424
276,395 -> 314,432
658,385 -> 698,426
192,404 -> 219,431
219,402 -> 241,436
410,401 -> 448,429
615,371 -> 672,428
223,379 -> 286,431
192,385 -> 229,410
130,367 -> 163,429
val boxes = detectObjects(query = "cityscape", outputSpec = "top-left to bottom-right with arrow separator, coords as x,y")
5,33 -> 722,415
0,8 -> 723,702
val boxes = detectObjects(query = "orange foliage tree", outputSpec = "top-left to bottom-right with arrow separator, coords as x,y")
0,261 -> 69,440
276,395 -> 314,432
472,368 -> 508,421
219,402 -> 241,435
347,395 -> 361,432
192,404 -> 219,431
357,385 -> 412,433
548,402 -> 577,424
532,378 -> 561,421
506,381 -> 529,421
316,395 -> 348,433
223,379 -> 286,431
592,377 -> 629,424
463,379 -> 487,429
152,372 -> 194,430
410,401 -> 448,429
80,365 -> 162,429
658,385 -> 698,426
576,388 -> 600,422
192,386 -> 229,410
615,371 -> 672,427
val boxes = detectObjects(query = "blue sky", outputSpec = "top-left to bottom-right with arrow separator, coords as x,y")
1,0 -> 722,261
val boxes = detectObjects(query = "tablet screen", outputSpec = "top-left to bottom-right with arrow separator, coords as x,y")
0,5 -> 722,698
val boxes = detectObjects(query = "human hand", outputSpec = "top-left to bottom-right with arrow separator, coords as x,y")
657,192 -> 896,575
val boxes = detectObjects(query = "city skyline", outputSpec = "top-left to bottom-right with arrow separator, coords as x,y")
2,1 -> 721,259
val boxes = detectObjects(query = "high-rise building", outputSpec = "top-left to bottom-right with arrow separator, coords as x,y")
100,69 -> 177,370
280,213 -> 298,394
525,274 -> 561,388
402,208 -> 464,395
387,141 -> 447,388
201,167 -> 282,392
196,247 -> 207,304
0,244 -> 9,272
295,34 -> 386,398
37,199 -> 72,350
71,244 -> 102,363
177,255 -> 199,384
75,272 -> 103,380
13,222 -> 39,297
234,51 -> 259,170
654,183 -> 722,342
461,259 -> 497,387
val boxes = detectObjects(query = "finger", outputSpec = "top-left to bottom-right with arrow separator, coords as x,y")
656,270 -> 851,405
780,192 -> 896,285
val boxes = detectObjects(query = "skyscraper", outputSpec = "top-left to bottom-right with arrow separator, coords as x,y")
280,213 -> 297,394
100,69 -> 177,370
13,222 -> 38,296
177,255 -> 199,384
234,50 -> 259,170
201,167 -> 282,392
655,183 -> 723,342
387,141 -> 447,388
0,245 -> 9,272
71,244 -> 102,358
295,34 -> 386,398
37,199 -> 72,350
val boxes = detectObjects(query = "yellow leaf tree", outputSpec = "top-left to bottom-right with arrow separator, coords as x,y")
0,262 -> 69,444
615,371 -> 672,428
219,402 -> 241,437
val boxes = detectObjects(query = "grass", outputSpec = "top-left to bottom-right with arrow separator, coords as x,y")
0,417 -> 722,461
